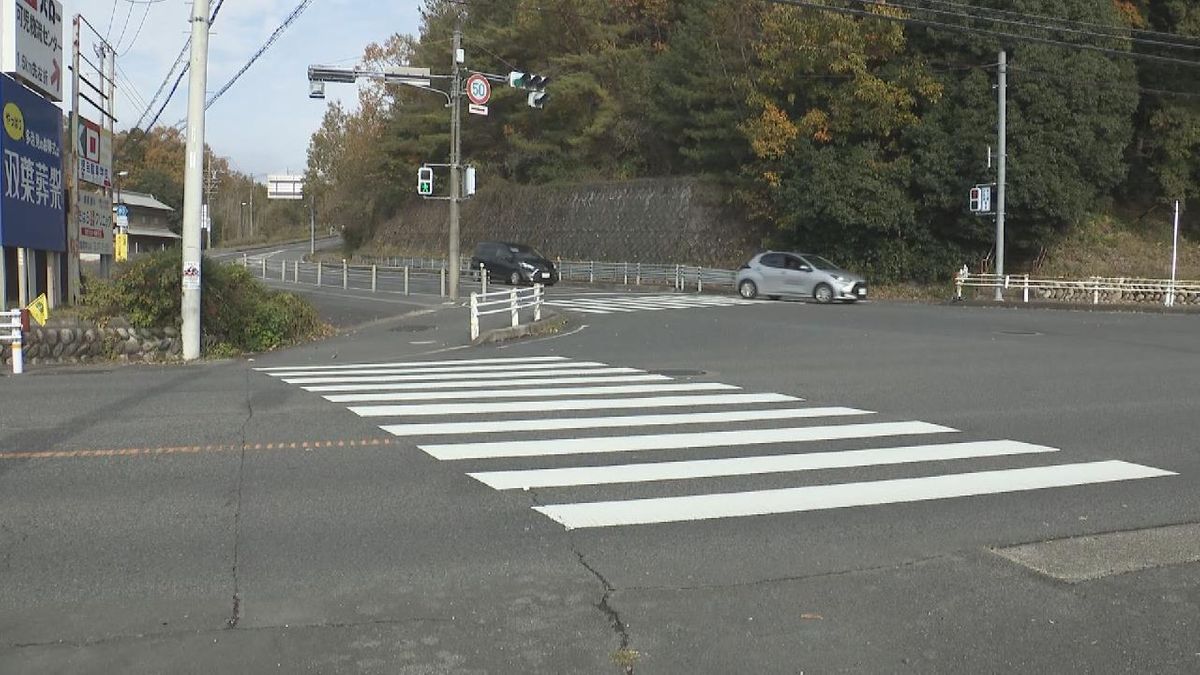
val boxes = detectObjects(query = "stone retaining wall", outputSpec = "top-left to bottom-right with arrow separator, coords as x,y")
0,318 -> 181,367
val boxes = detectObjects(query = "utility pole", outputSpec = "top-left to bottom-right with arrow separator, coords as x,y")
448,23 -> 463,300
180,0 -> 211,361
995,50 -> 1007,302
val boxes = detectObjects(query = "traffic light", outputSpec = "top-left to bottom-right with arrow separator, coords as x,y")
418,166 -> 434,196
969,187 -> 981,212
507,71 -> 550,91
527,91 -> 549,108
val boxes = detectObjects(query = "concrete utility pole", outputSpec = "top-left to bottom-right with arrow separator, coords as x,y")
180,0 -> 211,361
995,50 -> 1007,302
448,23 -> 463,300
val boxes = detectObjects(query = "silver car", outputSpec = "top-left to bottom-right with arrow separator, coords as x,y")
735,251 -> 868,303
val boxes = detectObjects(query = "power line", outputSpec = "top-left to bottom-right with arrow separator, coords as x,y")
112,0 -> 136,52
118,1 -> 159,58
770,0 -> 1200,69
854,0 -> 1200,53
183,0 -> 316,122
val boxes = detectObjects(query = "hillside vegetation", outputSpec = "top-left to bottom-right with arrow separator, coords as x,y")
305,0 -> 1200,283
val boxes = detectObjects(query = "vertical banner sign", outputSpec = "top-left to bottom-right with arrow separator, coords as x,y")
74,116 -> 111,188
1,0 -> 65,102
77,188 -> 112,254
0,72 -> 65,250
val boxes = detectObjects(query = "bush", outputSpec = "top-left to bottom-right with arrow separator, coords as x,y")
82,248 -> 325,354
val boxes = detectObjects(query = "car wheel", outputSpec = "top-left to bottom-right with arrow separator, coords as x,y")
509,271 -> 521,286
738,280 -> 758,299
814,283 -> 834,304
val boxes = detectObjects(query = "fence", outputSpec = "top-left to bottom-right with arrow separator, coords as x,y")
469,285 -> 545,341
955,269 -> 1200,307
1,309 -> 25,374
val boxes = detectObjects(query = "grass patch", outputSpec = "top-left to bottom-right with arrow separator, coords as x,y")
1032,214 -> 1198,280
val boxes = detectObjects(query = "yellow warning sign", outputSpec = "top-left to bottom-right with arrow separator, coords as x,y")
26,294 -> 48,327
115,231 -> 129,262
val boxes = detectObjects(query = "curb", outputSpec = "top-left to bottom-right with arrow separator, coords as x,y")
471,313 -> 569,345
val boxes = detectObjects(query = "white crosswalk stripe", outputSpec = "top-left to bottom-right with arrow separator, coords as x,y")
546,293 -> 760,314
257,355 -> 1176,530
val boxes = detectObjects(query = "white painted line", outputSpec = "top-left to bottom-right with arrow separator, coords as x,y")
350,393 -> 801,418
283,361 -> 610,384
254,355 -> 568,372
326,382 -> 738,403
380,406 -> 872,437
533,461 -> 1178,529
301,368 -> 649,391
469,440 -> 1058,489
421,421 -> 955,460
309,374 -> 668,394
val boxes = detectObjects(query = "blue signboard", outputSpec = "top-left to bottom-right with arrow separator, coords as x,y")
0,73 -> 65,251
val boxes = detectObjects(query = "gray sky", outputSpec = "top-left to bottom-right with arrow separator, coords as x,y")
64,0 -> 424,176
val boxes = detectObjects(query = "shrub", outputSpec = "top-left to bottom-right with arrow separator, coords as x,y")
82,248 -> 324,354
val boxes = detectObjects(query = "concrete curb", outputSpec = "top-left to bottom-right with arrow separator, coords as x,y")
946,298 -> 1200,315
471,312 -> 569,345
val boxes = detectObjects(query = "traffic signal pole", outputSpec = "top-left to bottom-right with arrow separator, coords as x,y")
448,25 -> 463,300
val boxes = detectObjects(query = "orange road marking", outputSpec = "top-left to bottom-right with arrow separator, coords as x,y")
0,438 -> 396,461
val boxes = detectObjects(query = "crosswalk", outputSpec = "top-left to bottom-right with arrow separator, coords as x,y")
544,293 -> 759,314
256,356 -> 1176,530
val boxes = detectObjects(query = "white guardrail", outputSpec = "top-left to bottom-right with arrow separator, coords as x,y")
955,268 -> 1200,306
469,284 -> 544,341
1,309 -> 25,374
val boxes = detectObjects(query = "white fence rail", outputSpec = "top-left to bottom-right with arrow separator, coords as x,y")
469,285 -> 544,341
955,269 -> 1200,306
1,309 -> 25,374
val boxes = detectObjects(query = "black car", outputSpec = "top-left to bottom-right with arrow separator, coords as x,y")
469,241 -> 558,286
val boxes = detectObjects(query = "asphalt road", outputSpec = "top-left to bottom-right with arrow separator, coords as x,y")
1,283 -> 1198,673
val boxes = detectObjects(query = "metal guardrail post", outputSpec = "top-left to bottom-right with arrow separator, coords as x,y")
510,288 -> 519,328
261,258 -> 267,278
697,266 -> 702,293
1093,277 -> 1100,305
242,253 -> 247,268
470,292 -> 479,340
1023,275 -> 1029,303
316,262 -> 322,286
404,266 -> 409,295
636,263 -> 641,286
481,263 -> 487,295
440,265 -> 446,297
589,261 -> 595,284
343,260 -> 348,289
281,261 -> 286,281
534,284 -> 543,321
372,265 -> 377,292
294,260 -> 299,283
623,263 -> 628,285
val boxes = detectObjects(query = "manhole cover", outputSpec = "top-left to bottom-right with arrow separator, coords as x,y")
390,325 -> 434,333
648,369 -> 707,377
999,330 -> 1042,336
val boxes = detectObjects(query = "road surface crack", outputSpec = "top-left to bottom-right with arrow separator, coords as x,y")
227,369 -> 253,629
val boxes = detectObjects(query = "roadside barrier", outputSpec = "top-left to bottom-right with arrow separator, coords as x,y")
1,309 -> 27,374
469,284 -> 544,341
955,268 -> 1200,306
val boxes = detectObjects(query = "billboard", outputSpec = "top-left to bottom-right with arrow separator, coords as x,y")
267,174 -> 304,200
75,116 -> 111,188
77,187 -> 112,254
1,0 -> 64,102
0,73 -> 64,250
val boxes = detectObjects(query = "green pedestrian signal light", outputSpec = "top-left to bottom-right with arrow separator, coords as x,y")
418,166 -> 434,196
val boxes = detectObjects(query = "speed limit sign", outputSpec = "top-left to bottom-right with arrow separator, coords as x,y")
466,73 -> 491,106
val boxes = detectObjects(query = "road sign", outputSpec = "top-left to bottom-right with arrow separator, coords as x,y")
26,293 -> 47,327
116,204 -> 128,218
466,73 -> 490,106
75,117 -> 112,188
267,174 -> 305,200
418,166 -> 433,196
468,103 -> 488,116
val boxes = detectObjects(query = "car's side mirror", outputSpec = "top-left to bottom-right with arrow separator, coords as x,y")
798,265 -> 812,272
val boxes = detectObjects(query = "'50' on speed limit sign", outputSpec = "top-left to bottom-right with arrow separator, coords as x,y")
466,73 -> 491,106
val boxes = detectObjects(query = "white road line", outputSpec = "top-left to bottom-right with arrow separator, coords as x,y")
533,461 -> 1178,529
350,393 -> 801,418
301,368 -> 649,391
307,374 -> 669,394
420,421 -> 955,460
380,406 -> 872,437
469,440 -> 1059,489
283,361 -> 610,384
254,355 -> 567,372
326,382 -> 739,403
